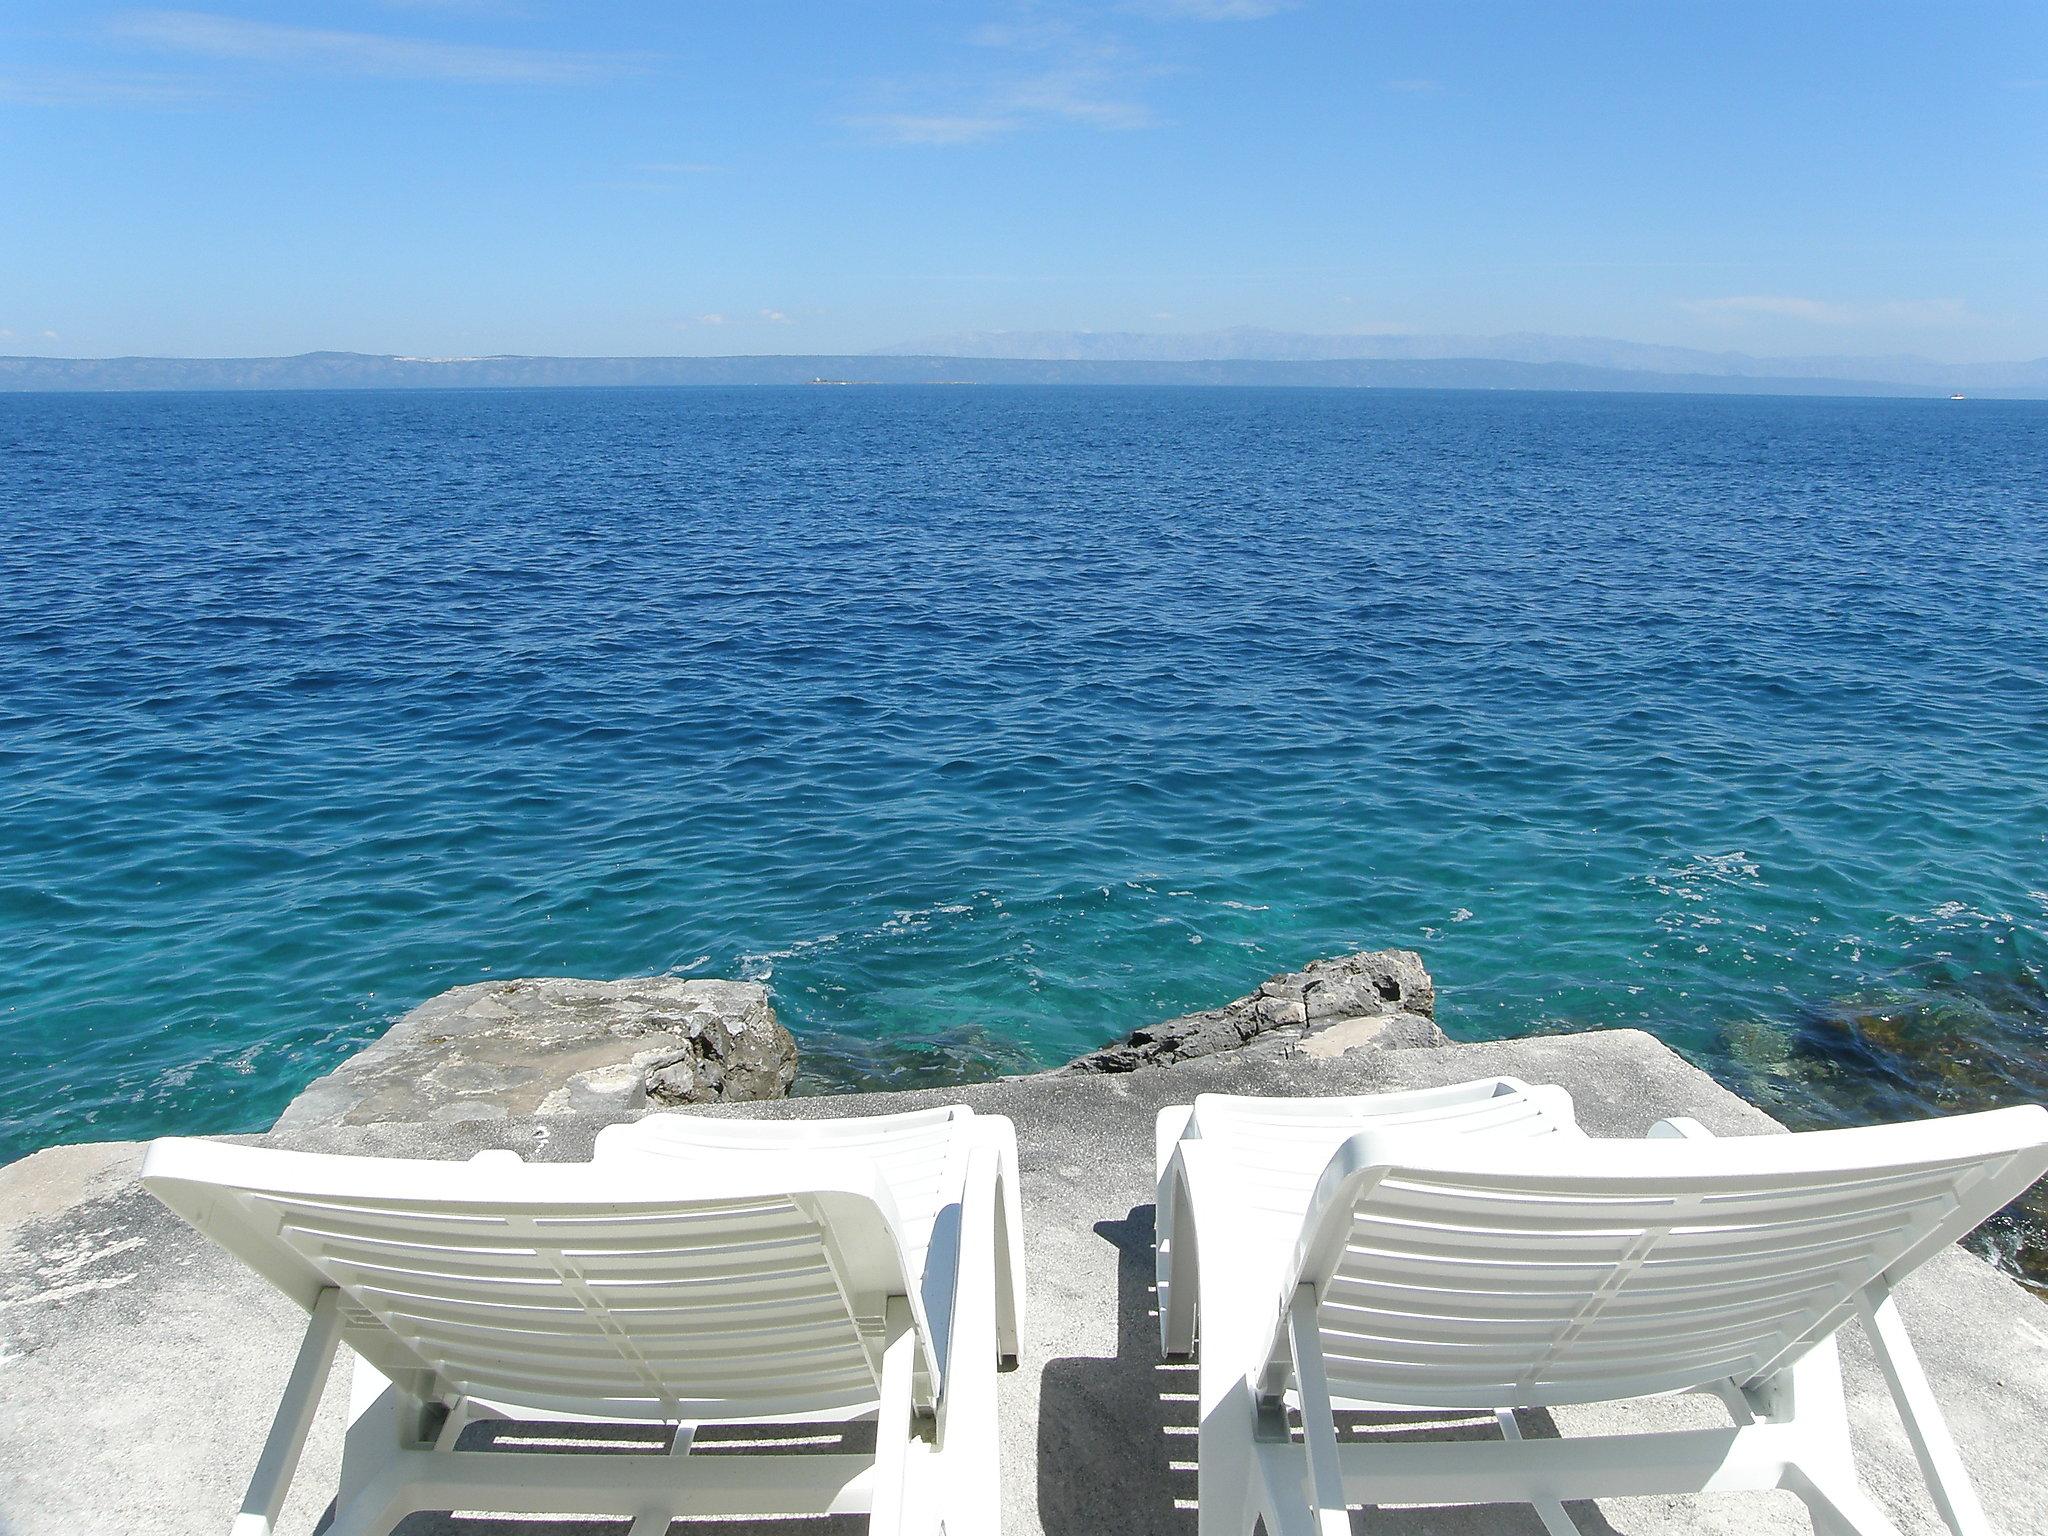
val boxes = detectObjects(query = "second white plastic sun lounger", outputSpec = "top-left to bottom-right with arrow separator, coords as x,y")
1154,1077 -> 1585,1361
143,1103 -> 1021,1536
1157,1081 -> 2048,1536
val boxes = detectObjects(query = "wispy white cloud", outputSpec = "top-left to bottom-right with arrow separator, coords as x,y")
372,0 -> 519,11
1127,0 -> 1296,18
108,10 -> 634,84
1684,294 -> 1973,327
1006,64 -> 1155,129
0,66 -> 216,106
759,308 -> 792,324
855,112 -> 1018,144
854,14 -> 1161,145
969,20 -> 1080,51
697,313 -> 727,326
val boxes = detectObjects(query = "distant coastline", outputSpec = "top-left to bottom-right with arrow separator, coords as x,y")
5,349 -> 2046,399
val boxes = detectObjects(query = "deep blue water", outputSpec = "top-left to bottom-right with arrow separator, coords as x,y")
3,386 -> 2046,1267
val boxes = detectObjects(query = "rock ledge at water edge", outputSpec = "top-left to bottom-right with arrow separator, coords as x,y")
1064,946 -> 1443,1071
272,976 -> 797,1133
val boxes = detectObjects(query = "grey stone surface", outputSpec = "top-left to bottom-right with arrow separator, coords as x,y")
1066,948 -> 1444,1071
272,976 -> 796,1133
4,1029 -> 2044,1536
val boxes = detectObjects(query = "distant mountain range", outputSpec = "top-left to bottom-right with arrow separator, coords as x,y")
2,334 -> 2044,397
875,327 -> 2048,393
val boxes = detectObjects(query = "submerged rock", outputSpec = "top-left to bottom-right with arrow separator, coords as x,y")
1065,948 -> 1444,1072
1719,966 -> 2048,1293
273,976 -> 797,1132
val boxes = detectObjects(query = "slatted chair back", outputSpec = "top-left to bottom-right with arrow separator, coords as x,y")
595,1105 -> 970,1274
1276,1105 -> 2048,1411
1187,1079 -> 1579,1220
142,1138 -> 935,1423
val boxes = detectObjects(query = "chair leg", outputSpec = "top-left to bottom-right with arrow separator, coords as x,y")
328,1354 -> 428,1536
231,1289 -> 344,1536
1494,1409 -> 1580,1536
431,1397 -> 471,1452
1856,1283 -> 1993,1536
1787,1465 -> 1910,1536
1248,1437 -> 1325,1536
1196,1368 -> 1258,1536
868,1296 -> 923,1536
1770,1337 -> 1908,1536
1284,1287 -> 1354,1536
1158,1167 -> 1199,1360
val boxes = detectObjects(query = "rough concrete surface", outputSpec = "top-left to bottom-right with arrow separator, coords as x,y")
4,1030 -> 2045,1535
272,976 -> 796,1133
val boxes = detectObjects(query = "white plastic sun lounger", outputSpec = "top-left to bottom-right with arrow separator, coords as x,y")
1155,1078 -> 1585,1361
1156,1079 -> 2048,1536
594,1103 -> 1025,1375
142,1103 -> 1021,1536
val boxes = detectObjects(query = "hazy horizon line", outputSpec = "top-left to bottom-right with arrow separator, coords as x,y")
5,326 -> 2047,370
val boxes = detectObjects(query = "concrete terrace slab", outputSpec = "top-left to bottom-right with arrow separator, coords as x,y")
3,1029 -> 2044,1535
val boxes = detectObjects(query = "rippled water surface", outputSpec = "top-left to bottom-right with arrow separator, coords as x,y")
4,387 -> 2046,1271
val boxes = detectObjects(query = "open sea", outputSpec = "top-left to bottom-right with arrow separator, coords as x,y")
4,385 -> 2046,1278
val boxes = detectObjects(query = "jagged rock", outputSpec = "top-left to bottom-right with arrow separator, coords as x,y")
273,976 -> 797,1132
1065,948 -> 1444,1072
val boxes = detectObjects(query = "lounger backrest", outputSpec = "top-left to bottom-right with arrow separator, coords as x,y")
1189,1079 -> 1578,1218
1283,1106 -> 2048,1410
142,1138 -> 934,1422
595,1105 -> 969,1270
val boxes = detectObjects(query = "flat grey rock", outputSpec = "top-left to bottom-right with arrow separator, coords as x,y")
1066,947 -> 1444,1071
4,1029 -> 2041,1536
272,975 -> 796,1133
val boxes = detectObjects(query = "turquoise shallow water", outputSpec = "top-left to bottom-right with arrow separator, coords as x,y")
3,386 -> 2046,1270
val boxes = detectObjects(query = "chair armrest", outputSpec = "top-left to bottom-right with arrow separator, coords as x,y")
1155,1139 -> 1235,1359
1156,1104 -> 1197,1187
968,1116 -> 1026,1359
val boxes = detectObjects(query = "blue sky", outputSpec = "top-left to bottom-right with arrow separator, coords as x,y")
3,2 -> 2043,360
